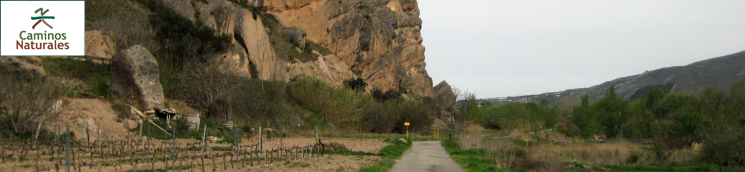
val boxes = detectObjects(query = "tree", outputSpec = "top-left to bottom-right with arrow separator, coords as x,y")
445,87 -> 472,137
697,118 -> 745,171
0,75 -> 63,135
595,86 -> 630,138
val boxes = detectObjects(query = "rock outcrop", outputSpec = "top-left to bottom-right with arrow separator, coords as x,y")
286,52 -> 355,85
0,56 -> 46,79
233,8 -> 287,81
110,45 -> 165,110
434,81 -> 455,109
264,0 -> 434,96
155,0 -> 435,97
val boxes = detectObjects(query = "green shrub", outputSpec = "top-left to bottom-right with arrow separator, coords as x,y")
344,77 -> 367,91
289,77 -> 373,128
88,74 -> 111,97
371,88 -> 403,102
148,6 -> 231,68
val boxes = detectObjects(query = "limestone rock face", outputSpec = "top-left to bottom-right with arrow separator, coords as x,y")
158,0 -> 196,21
110,45 -> 165,110
265,0 -> 434,97
155,0 -> 434,97
0,56 -> 46,79
233,9 -> 288,81
286,52 -> 354,85
434,81 -> 455,109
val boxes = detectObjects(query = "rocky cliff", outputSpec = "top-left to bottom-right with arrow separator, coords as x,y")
155,0 -> 434,97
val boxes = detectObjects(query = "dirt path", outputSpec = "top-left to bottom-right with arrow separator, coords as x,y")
390,141 -> 464,172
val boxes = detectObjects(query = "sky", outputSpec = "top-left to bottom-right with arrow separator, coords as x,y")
418,0 -> 745,98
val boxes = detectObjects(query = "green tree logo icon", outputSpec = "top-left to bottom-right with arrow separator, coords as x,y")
31,8 -> 54,29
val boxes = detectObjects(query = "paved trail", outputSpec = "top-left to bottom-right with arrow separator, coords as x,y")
390,141 -> 465,172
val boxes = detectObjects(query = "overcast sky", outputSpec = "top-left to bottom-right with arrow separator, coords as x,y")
419,0 -> 745,98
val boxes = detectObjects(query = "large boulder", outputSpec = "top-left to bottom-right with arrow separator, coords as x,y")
0,56 -> 46,79
110,45 -> 164,110
434,80 -> 455,109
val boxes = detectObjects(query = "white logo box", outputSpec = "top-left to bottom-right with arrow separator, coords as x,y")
1,0 -> 85,56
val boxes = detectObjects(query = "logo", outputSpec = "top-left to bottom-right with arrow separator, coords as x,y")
32,8 -> 54,29
1,0 -> 85,56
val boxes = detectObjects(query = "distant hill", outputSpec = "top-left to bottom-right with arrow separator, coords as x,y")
579,50 -> 745,100
482,50 -> 745,105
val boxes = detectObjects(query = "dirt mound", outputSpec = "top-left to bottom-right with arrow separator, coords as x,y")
47,98 -> 136,141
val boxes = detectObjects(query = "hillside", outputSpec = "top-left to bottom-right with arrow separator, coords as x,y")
481,50 -> 745,105
578,50 -> 745,100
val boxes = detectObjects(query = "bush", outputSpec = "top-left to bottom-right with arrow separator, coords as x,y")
344,77 -> 367,91
384,99 -> 434,133
371,87 -> 403,102
289,77 -> 373,127
697,119 -> 745,169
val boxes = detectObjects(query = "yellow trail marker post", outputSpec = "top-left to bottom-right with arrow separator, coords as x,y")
404,122 -> 410,139
435,124 -> 440,139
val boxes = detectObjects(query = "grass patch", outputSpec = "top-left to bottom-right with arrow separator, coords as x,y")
324,149 -> 376,156
41,57 -> 111,97
596,164 -> 744,172
442,139 -> 507,172
358,138 -> 412,172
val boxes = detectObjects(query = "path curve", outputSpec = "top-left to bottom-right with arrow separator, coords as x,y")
390,141 -> 465,172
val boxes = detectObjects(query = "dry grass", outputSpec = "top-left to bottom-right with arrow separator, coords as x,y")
529,140 -> 638,165
454,125 -> 709,172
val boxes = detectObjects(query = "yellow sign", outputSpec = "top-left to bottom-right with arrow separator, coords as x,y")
404,122 -> 410,126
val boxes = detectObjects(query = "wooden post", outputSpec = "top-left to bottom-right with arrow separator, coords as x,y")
139,123 -> 143,145
202,125 -> 207,153
82,121 -> 87,146
258,126 -> 262,151
66,123 -> 71,172
35,142 -> 40,171
200,148 -> 205,172
96,122 -> 100,147
211,153 -> 216,172
34,121 -> 43,148
126,126 -> 131,154
1,142 -> 4,163
148,124 -> 154,172
172,127 -> 176,171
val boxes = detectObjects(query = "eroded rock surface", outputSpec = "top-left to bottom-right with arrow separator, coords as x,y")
155,0 -> 434,96
0,56 -> 46,79
110,45 -> 165,110
265,0 -> 433,96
